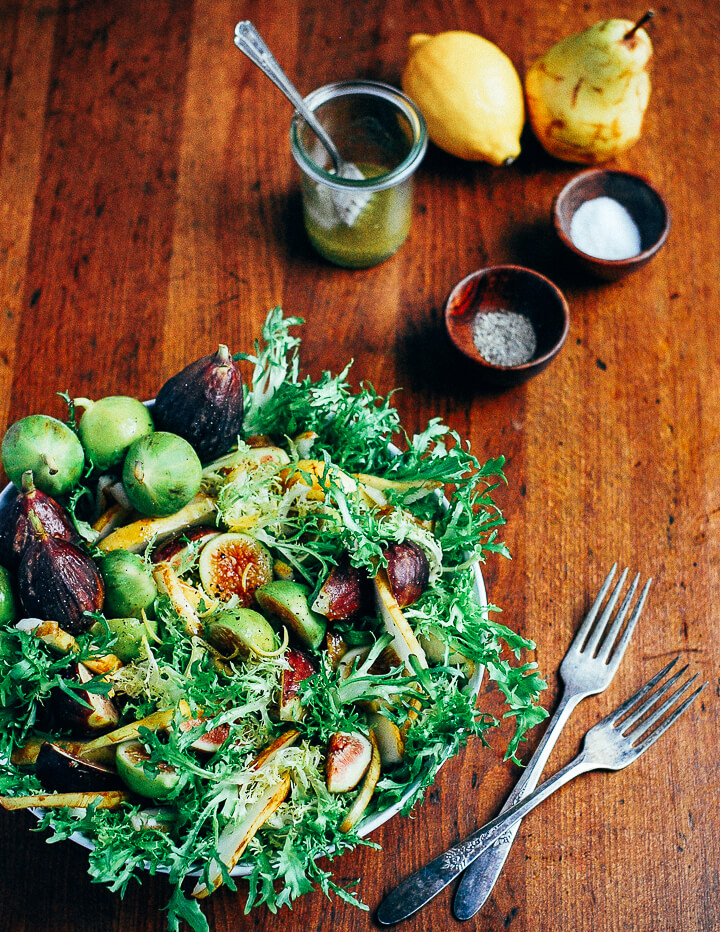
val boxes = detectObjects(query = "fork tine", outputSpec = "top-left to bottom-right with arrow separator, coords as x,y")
625,671 -> 699,740
607,656 -> 680,725
619,663 -> 689,732
601,577 -> 652,670
582,566 -> 629,655
593,571 -> 639,662
633,681 -> 707,753
572,563 -> 618,648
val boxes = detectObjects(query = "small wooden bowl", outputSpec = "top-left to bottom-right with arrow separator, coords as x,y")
444,265 -> 570,387
553,169 -> 670,281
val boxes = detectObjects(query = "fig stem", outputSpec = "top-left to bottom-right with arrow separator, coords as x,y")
27,511 -> 48,541
73,398 -> 94,412
216,344 -> 231,363
624,10 -> 654,40
21,470 -> 36,494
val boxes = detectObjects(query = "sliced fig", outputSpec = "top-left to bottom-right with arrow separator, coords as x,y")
326,731 -> 372,794
54,662 -> 120,735
17,514 -> 103,635
151,526 -> 221,568
197,532 -> 272,605
116,739 -> 180,799
0,471 -> 79,569
325,629 -> 349,670
279,647 -> 316,722
178,718 -> 231,754
34,741 -> 122,793
312,555 -> 371,621
384,540 -> 430,608
153,344 -> 244,462
255,580 -> 327,650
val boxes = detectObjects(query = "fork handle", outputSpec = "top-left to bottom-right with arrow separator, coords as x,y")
453,690 -> 583,920
376,749 -> 595,926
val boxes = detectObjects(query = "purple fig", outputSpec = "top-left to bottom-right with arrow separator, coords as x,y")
312,555 -> 371,621
52,663 -> 119,735
17,513 -> 104,635
0,470 -> 79,569
384,541 -> 429,608
152,344 -> 244,461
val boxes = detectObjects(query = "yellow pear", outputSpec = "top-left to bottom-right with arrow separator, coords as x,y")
402,31 -> 524,165
525,13 -> 653,164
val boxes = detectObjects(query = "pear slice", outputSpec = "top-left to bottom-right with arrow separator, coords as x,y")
32,620 -> 122,674
192,774 -> 291,898
326,731 -> 373,794
340,732 -> 381,832
79,708 -> 175,756
97,494 -> 216,554
373,570 -> 428,673
367,710 -> 405,767
251,728 -> 300,771
152,561 -> 203,637
0,790 -> 129,810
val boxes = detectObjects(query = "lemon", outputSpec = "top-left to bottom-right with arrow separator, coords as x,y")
401,31 -> 524,165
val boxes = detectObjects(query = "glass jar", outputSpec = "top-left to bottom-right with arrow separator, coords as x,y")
290,80 -> 427,269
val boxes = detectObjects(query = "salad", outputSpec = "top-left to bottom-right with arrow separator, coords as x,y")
0,308 -> 546,931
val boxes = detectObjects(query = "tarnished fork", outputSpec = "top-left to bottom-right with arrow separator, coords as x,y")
377,656 -> 706,925
454,563 -> 651,919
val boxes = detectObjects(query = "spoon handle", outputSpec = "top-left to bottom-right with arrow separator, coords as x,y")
233,20 -> 342,172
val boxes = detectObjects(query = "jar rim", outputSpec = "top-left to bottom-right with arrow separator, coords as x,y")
290,80 -> 427,192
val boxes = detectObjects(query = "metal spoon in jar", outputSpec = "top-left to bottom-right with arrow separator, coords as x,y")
233,20 -> 370,225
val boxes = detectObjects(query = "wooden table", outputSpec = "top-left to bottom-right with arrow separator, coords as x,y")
1,1 -> 718,930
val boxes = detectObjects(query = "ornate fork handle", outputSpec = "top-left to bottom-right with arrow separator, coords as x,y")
376,751 -> 594,926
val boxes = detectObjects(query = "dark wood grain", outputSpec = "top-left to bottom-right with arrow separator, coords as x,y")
1,1 -> 718,930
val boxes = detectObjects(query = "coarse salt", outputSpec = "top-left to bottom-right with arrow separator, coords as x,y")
472,310 -> 537,367
569,196 -> 642,261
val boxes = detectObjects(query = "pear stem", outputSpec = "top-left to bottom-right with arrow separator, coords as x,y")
624,10 -> 655,40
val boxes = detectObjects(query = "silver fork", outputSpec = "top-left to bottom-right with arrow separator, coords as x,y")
376,657 -> 706,926
454,563 -> 651,919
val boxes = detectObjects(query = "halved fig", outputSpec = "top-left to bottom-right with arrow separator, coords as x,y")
197,532 -> 272,605
340,732 -> 381,831
54,662 -> 120,735
34,741 -> 122,793
326,731 -> 372,794
116,739 -> 180,799
255,580 -> 327,650
151,526 -> 221,569
204,608 -> 279,659
384,540 -> 430,608
279,647 -> 316,722
312,555 -> 370,621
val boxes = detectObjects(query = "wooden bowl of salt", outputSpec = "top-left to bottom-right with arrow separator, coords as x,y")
553,169 -> 670,280
444,265 -> 570,387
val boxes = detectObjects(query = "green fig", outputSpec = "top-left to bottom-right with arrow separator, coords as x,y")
1,415 -> 84,496
75,396 -> 154,472
98,550 -> 157,618
525,13 -> 654,164
122,432 -> 202,517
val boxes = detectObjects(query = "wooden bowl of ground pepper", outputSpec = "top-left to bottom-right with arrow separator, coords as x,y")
444,265 -> 570,387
